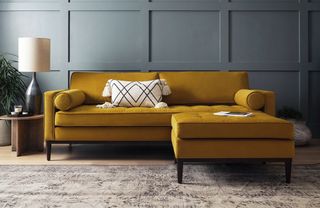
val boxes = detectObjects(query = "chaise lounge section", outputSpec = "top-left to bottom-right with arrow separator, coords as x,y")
171,112 -> 294,183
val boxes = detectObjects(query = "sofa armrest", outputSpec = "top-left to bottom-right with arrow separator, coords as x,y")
253,89 -> 276,116
234,89 -> 276,116
44,89 -> 66,141
54,89 -> 86,111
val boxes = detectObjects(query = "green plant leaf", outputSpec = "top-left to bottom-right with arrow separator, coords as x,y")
0,54 -> 26,115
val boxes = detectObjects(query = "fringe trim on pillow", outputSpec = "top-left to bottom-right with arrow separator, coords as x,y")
160,79 -> 171,96
154,102 -> 168,108
102,80 -> 112,97
96,102 -> 114,108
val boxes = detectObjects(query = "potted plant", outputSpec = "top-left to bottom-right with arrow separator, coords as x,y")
278,106 -> 312,146
0,54 -> 26,146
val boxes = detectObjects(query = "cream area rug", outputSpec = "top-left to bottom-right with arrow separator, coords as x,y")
0,164 -> 319,208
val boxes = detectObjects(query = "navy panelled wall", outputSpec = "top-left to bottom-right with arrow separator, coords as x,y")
0,0 -> 320,136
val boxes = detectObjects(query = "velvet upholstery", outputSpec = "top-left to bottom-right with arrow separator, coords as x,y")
171,112 -> 293,140
45,72 -> 278,144
55,127 -> 171,141
234,89 -> 265,110
159,71 -> 249,105
171,132 -> 295,159
54,89 -> 85,111
55,105 -> 249,127
254,90 -> 276,116
44,89 -> 66,141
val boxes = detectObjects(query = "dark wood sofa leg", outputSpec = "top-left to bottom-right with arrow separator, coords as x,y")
285,159 -> 292,183
46,141 -> 52,161
177,159 -> 183,184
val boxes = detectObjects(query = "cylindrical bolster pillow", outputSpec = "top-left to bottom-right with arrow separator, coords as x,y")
234,89 -> 265,110
54,89 -> 85,111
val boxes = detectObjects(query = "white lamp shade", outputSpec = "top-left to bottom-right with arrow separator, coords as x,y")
18,37 -> 51,72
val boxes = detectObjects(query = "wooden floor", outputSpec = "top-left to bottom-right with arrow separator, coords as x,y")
0,139 -> 319,166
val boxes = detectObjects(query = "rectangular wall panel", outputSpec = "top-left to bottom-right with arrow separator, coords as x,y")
0,0 -> 57,2
309,11 -> 320,63
151,11 -> 220,63
309,71 -> 320,123
70,11 -> 141,63
70,0 -> 140,2
152,0 -> 219,2
249,71 -> 300,111
308,71 -> 320,137
231,0 -> 297,2
0,11 -> 60,70
230,11 -> 299,63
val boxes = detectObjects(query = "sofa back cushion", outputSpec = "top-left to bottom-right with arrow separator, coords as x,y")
70,72 -> 159,104
159,71 -> 249,105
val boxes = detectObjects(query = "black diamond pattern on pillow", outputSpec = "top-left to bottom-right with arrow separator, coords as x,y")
109,79 -> 164,107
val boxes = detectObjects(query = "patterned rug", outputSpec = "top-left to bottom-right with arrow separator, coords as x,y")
0,164 -> 319,208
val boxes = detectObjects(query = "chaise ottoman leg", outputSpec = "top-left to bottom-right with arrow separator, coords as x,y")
177,159 -> 183,184
285,159 -> 292,183
46,141 -> 52,161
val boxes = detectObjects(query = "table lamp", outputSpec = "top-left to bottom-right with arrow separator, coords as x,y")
18,37 -> 50,115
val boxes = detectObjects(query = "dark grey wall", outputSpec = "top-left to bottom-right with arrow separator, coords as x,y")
0,0 -> 320,136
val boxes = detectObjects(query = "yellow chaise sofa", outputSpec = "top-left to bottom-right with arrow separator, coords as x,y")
44,71 -> 294,183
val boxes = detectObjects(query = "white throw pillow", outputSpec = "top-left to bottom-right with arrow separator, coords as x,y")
102,79 -> 171,107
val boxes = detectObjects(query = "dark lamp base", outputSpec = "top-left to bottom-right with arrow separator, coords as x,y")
25,72 -> 42,115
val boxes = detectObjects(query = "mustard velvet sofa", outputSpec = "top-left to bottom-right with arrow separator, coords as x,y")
44,72 -> 294,175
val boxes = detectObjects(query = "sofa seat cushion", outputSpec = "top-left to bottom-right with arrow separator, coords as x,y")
172,112 -> 293,140
55,105 -> 249,127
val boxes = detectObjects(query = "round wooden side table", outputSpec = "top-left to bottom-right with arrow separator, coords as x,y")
0,115 -> 44,156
